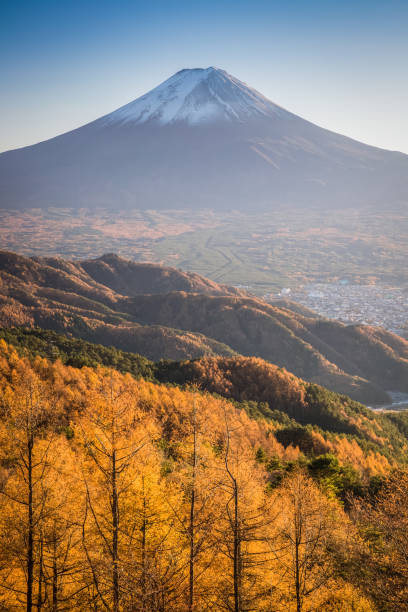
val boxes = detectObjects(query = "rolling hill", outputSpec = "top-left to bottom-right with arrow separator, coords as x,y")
0,250 -> 407,406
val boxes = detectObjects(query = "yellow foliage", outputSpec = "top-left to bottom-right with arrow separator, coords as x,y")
0,341 -> 383,611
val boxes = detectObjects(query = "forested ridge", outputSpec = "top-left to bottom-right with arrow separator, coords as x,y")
0,334 -> 408,610
1,250 -> 408,406
2,327 -> 408,467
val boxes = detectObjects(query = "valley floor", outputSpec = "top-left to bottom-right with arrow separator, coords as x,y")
1,204 -> 406,336
1,205 -> 406,287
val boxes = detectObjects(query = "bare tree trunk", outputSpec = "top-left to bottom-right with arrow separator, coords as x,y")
224,409 -> 241,612
188,479 -> 195,612
112,448 -> 119,612
295,499 -> 302,612
27,434 -> 34,612
141,476 -> 147,612
52,533 -> 58,612
188,400 -> 197,612
295,541 -> 301,612
36,535 -> 44,612
233,481 -> 240,612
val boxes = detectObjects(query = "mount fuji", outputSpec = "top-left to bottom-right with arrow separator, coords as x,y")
1,67 -> 407,210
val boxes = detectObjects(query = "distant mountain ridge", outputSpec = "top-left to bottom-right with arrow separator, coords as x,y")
1,67 -> 407,210
79,253 -> 243,296
0,250 -> 407,406
0,251 -> 241,298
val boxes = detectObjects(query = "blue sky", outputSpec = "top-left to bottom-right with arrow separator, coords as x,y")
1,0 -> 407,153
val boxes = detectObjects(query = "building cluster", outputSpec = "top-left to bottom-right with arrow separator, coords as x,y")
271,283 -> 407,337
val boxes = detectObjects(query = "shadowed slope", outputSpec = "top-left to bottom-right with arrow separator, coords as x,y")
0,250 -> 407,404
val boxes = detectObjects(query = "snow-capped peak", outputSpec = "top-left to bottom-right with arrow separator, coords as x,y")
100,67 -> 286,126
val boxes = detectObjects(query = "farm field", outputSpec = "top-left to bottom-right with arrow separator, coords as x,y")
2,204 -> 407,297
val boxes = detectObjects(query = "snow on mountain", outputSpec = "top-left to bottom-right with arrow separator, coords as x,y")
0,67 -> 407,211
100,67 -> 286,126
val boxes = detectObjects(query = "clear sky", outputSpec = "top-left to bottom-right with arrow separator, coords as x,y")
1,0 -> 407,153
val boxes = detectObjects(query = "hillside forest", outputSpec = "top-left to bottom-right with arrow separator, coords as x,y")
1,251 -> 408,408
0,336 -> 407,611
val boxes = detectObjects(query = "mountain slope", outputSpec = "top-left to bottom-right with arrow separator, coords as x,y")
0,251 -> 238,360
0,251 -> 241,298
2,328 -> 408,468
100,67 -> 285,125
121,291 -> 408,403
1,67 -> 407,210
0,250 -> 407,405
